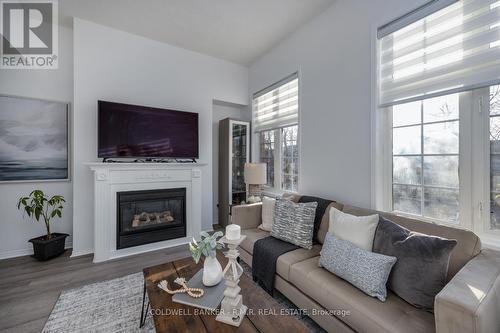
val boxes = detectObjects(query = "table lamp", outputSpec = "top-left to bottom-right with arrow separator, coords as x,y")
244,163 -> 266,204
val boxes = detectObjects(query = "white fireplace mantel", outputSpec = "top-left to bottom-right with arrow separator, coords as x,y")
86,162 -> 205,263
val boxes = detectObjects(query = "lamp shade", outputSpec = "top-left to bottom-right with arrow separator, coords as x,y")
244,163 -> 266,185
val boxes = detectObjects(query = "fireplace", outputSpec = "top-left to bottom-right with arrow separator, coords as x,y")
116,188 -> 186,249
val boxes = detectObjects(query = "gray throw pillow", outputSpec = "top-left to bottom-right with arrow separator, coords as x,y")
271,199 -> 317,249
320,233 -> 397,302
373,217 -> 457,311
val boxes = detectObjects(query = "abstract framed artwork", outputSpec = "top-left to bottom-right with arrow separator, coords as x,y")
0,95 -> 70,182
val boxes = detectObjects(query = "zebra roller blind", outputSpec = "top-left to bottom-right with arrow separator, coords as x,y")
252,73 -> 298,132
378,0 -> 500,107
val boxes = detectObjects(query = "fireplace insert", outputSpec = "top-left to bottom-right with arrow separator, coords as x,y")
116,188 -> 186,249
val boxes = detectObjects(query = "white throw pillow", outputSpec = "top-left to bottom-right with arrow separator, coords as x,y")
258,197 -> 276,232
328,208 -> 379,251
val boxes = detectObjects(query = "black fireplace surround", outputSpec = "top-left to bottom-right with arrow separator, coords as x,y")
117,188 -> 186,249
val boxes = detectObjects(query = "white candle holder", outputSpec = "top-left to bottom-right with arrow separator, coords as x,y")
215,235 -> 247,327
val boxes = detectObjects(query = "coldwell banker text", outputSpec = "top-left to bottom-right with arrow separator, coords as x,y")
1,0 -> 58,69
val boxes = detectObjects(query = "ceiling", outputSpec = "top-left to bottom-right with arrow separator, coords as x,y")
60,0 -> 335,66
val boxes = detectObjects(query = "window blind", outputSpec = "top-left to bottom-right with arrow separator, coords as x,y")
378,0 -> 459,38
252,73 -> 298,132
378,0 -> 500,107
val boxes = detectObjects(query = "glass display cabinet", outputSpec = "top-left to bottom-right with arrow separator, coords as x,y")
218,118 -> 250,226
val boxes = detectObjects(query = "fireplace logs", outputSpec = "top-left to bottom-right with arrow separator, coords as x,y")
132,210 -> 175,227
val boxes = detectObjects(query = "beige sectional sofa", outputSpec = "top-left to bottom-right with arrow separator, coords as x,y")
231,195 -> 500,333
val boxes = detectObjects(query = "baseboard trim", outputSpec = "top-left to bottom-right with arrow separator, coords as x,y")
0,248 -> 35,260
0,240 -> 73,260
70,248 -> 94,258
2,229 -> 217,261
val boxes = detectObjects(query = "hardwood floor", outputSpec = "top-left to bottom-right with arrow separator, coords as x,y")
0,246 -> 191,333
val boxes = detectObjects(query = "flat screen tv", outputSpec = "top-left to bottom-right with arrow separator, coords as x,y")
98,101 -> 199,159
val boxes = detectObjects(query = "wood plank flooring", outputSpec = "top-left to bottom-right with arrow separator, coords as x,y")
0,245 -> 191,333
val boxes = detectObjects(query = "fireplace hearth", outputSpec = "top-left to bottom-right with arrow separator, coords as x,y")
117,188 -> 186,249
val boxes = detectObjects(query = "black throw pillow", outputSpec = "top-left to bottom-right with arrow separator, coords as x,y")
373,216 -> 457,311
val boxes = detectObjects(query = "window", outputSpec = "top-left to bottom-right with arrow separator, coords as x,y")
253,73 -> 299,192
489,85 -> 500,230
258,125 -> 299,192
388,87 -> 500,233
281,125 -> 299,192
392,94 -> 459,222
375,0 -> 500,244
259,130 -> 275,187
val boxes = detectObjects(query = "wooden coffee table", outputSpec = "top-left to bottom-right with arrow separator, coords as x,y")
142,253 -> 311,333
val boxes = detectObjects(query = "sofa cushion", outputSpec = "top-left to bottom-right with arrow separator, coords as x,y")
240,228 -> 269,254
271,199 -> 317,249
320,234 -> 396,302
328,207 -> 379,251
316,201 -> 344,244
373,216 -> 457,311
276,244 -> 322,281
280,193 -> 343,244
342,204 -> 481,280
289,257 -> 435,333
298,195 -> 335,243
258,196 -> 276,232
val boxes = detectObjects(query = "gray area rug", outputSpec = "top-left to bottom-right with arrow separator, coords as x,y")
42,273 -> 154,333
43,262 -> 325,333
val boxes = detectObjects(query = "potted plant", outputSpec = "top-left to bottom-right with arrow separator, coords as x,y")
189,231 -> 225,286
17,190 -> 68,261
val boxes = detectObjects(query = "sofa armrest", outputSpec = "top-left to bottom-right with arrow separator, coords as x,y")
435,249 -> 500,333
231,203 -> 262,230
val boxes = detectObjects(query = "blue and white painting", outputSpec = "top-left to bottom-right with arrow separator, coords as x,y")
0,96 -> 68,182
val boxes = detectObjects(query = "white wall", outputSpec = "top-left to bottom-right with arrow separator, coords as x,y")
0,25 -> 74,259
72,19 -> 248,256
212,101 -> 251,224
249,0 -> 427,208
0,0 -> 430,259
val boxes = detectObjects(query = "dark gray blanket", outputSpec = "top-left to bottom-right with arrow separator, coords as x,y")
252,236 -> 298,294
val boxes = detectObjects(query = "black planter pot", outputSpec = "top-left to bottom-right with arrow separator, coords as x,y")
29,233 -> 69,261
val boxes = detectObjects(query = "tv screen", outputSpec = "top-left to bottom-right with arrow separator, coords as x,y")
98,101 -> 199,159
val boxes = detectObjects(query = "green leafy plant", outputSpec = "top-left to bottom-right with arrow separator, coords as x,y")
189,231 -> 224,264
17,190 -> 65,240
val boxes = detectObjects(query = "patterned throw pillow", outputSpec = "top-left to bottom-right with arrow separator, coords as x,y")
271,199 -> 318,249
320,233 -> 397,302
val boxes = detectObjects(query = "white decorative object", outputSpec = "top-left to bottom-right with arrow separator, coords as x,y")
86,162 -> 204,263
216,235 -> 248,327
190,231 -> 224,286
244,163 -> 266,201
225,224 -> 241,240
157,277 -> 204,298
203,256 -> 223,287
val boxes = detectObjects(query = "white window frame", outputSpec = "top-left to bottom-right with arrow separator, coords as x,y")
380,92 -> 469,227
473,87 -> 500,248
374,86 -> 500,249
258,125 -> 300,194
